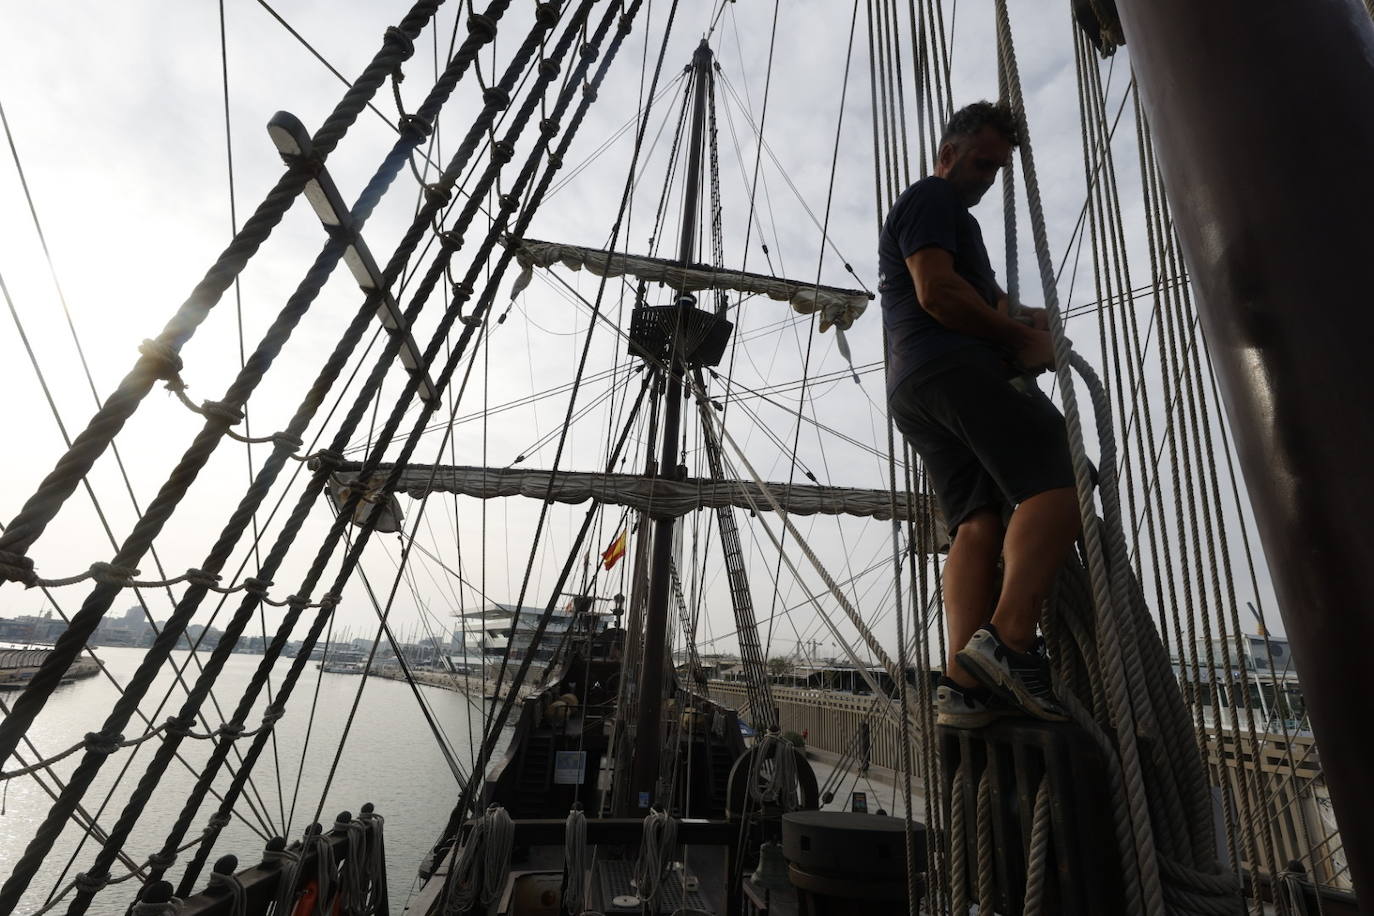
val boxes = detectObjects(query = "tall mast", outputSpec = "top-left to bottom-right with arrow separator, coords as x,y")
627,38 -> 714,811
1111,0 -> 1374,902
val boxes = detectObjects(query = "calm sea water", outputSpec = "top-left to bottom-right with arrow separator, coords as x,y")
1,647 -> 488,915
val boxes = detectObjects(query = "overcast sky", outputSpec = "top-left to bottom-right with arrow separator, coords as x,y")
0,0 -> 1281,671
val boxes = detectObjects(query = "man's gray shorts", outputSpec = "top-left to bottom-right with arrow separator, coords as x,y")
889,347 -> 1076,536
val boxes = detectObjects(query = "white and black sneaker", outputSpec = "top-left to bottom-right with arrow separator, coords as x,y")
935,676 -> 1016,729
956,625 -> 1069,722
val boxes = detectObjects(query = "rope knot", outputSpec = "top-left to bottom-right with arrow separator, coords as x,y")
215,722 -> 246,740
451,280 -> 474,301
538,58 -> 561,80
279,150 -> 323,176
466,13 -> 497,42
497,193 -> 519,213
83,731 -> 125,755
539,118 -> 560,138
145,850 -> 177,870
579,43 -> 600,62
205,812 -> 233,832
262,704 -> 287,724
534,2 -> 559,26
439,230 -> 464,252
73,870 -> 110,894
199,399 -> 245,425
400,114 -> 432,140
491,140 -> 514,165
311,449 -> 346,470
423,183 -> 451,207
581,83 -> 599,103
183,567 -> 222,588
164,715 -> 196,738
481,86 -> 510,110
90,562 -> 140,586
0,549 -> 36,586
320,592 -> 342,609
546,151 -> 564,171
286,594 -> 312,609
138,338 -> 184,380
242,577 -> 274,597
381,25 -> 415,60
271,431 -> 304,453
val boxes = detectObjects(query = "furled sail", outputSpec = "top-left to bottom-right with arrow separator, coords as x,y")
324,462 -> 947,551
505,237 -> 872,333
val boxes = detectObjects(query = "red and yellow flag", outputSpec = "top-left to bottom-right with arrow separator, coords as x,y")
600,530 -> 628,570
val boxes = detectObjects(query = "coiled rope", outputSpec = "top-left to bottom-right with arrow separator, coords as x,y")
444,805 -> 514,913
632,809 -> 679,906
747,730 -> 799,810
564,806 -> 589,913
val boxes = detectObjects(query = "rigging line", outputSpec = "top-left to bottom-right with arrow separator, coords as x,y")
304,525 -> 467,831
344,357 -> 635,455
285,610 -> 334,836
523,258 -> 886,468
452,0 -> 678,829
219,0 -> 287,833
360,532 -> 471,758
0,697 -> 149,883
716,371 -> 891,462
502,382 -> 622,468
696,553 -> 893,650
715,72 -> 869,292
725,0 -> 779,283
545,71 -> 689,199
0,270 -> 283,844
0,96 -> 271,794
314,241 -> 519,806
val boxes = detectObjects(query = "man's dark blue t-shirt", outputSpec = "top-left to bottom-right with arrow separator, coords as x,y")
879,176 -> 1002,394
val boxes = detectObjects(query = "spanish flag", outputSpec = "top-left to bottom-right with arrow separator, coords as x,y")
600,529 -> 628,570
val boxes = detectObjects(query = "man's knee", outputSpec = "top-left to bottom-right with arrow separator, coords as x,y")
953,508 -> 1004,551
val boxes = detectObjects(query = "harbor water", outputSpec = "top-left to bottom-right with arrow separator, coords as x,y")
0,646 -> 484,915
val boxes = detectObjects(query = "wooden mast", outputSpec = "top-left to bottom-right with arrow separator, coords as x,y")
626,39 -> 715,812
1111,0 -> 1374,902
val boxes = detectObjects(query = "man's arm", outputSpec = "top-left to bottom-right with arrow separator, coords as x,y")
906,247 -> 1054,368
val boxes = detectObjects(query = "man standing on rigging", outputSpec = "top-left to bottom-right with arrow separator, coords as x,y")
879,101 -> 1079,727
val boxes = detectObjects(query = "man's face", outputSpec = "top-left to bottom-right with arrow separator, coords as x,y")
937,126 -> 1013,208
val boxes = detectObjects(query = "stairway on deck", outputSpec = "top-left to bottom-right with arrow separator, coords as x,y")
514,730 -> 556,816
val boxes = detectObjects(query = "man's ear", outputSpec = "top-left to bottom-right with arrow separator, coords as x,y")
936,140 -> 956,170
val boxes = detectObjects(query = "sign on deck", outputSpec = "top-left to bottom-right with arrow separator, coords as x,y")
554,750 -> 586,785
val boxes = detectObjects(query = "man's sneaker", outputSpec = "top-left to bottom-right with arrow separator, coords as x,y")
956,625 -> 1069,722
936,676 -> 1016,729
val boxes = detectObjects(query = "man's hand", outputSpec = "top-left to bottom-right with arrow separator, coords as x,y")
1013,328 -> 1056,373
1020,306 -> 1050,331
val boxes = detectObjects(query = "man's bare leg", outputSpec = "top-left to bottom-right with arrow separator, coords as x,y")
989,486 -> 1081,651
942,508 -> 1004,687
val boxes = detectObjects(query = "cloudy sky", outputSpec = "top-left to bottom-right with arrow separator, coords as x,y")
0,0 -> 1279,673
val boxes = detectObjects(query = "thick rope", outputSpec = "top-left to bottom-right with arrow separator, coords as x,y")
564,807 -> 589,913
0,2 -> 439,571
976,767 -> 995,914
747,732 -> 799,810
992,4 -> 1241,914
177,3 -> 647,892
1022,776 -> 1053,916
633,809 -> 679,905
950,763 -> 968,914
